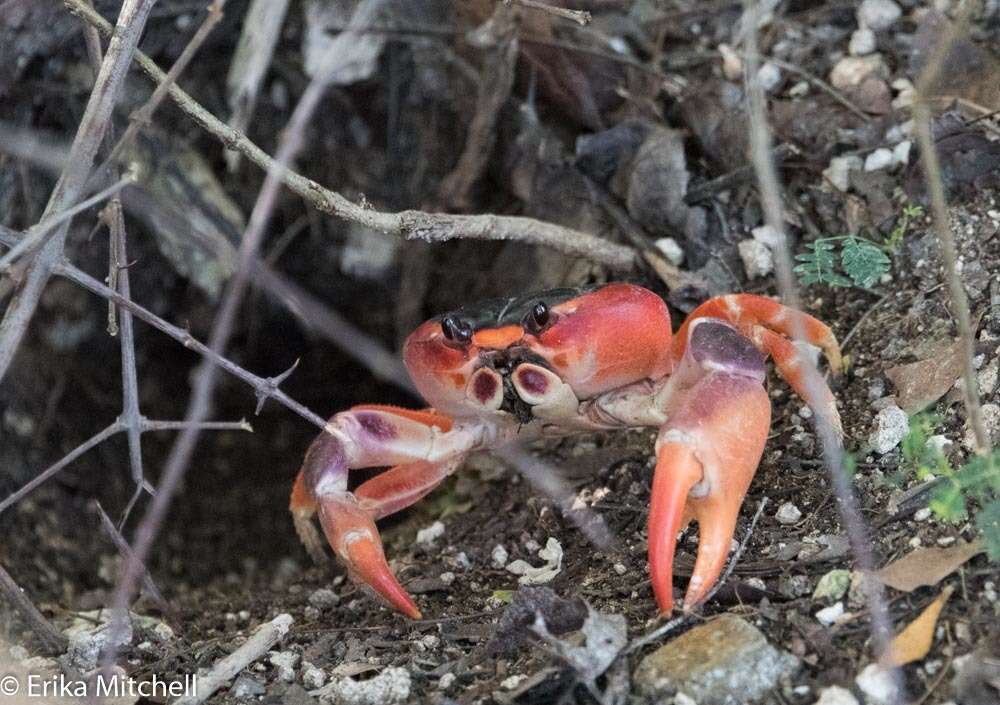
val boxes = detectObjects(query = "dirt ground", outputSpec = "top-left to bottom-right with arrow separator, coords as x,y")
2,1 -> 1000,704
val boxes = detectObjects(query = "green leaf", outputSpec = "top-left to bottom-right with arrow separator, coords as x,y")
929,479 -> 967,522
795,241 -> 851,287
975,499 -> 1000,561
841,237 -> 891,288
491,589 -> 514,604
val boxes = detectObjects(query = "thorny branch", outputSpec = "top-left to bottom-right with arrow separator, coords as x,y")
62,0 -> 639,272
0,0 -> 157,383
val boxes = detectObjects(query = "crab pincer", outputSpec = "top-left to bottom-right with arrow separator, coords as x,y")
648,319 -> 771,613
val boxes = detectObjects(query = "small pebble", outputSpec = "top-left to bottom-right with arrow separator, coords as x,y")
440,571 -> 456,585
864,148 -> 894,172
775,502 -> 802,525
823,155 -> 863,192
815,601 -> 845,625
739,239 -> 774,279
438,673 -> 456,690
491,544 -> 509,568
757,62 -> 782,92
655,237 -> 685,266
302,662 -> 326,690
857,0 -> 902,31
855,663 -> 899,705
501,674 -> 527,690
815,685 -> 860,705
269,650 -> 299,682
613,563 -> 627,576
892,140 -> 911,167
849,27 -> 877,55
309,588 -> 340,609
416,520 -> 446,545
868,404 -> 909,454
936,536 -> 956,546
914,507 -> 932,521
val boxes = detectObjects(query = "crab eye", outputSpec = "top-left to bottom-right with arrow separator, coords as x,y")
524,301 -> 550,335
441,315 -> 472,344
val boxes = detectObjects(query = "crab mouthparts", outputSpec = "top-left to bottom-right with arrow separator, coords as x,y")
477,347 -> 551,424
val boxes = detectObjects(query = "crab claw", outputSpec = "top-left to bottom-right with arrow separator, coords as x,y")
315,493 -> 422,619
649,320 -> 772,613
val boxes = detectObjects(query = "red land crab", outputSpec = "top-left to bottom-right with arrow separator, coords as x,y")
290,283 -> 842,619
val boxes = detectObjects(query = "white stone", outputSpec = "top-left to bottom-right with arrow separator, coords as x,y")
849,27 -> 877,56
491,544 -> 509,568
789,80 -> 810,97
868,404 -> 909,454
416,520 -> 445,545
855,663 -> 899,705
739,239 -> 774,279
752,224 -> 784,250
815,601 -> 845,625
830,54 -> 888,90
757,62 -> 782,92
303,663 -> 327,690
501,675 -> 527,690
776,502 -> 803,525
438,673 -> 456,690
655,237 -> 685,266
270,650 -> 299,682
864,148 -> 894,172
815,685 -> 860,705
318,667 -> 411,705
892,140 -> 912,168
824,155 -> 863,192
719,43 -> 743,81
858,0 -> 902,31
927,435 -> 952,455
614,562 -> 627,575
440,571 -> 456,585
914,507 -> 933,521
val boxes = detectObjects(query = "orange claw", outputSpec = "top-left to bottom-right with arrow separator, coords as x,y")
316,493 -> 422,619
649,372 -> 771,614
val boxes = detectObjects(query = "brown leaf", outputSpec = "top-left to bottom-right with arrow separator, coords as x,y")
885,338 -> 964,414
877,540 -> 985,592
889,585 -> 953,666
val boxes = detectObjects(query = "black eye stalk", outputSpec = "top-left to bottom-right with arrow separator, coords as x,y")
441,315 -> 473,344
524,301 -> 551,335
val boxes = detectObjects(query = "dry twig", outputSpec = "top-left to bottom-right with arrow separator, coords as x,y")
0,563 -> 68,656
173,613 -> 293,705
911,3 -> 989,455
62,0 -> 637,272
0,0 -> 157,383
505,0 -> 592,25
94,502 -> 170,614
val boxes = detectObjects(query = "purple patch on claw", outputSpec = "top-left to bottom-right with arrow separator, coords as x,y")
517,367 -> 549,396
473,372 -> 499,403
356,412 -> 398,442
689,320 -> 766,381
302,433 -> 347,495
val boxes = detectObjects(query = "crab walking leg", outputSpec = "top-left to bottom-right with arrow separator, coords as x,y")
672,294 -> 842,432
649,319 -> 772,613
289,405 -> 472,619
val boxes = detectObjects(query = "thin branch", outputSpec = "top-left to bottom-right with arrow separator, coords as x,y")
140,418 -> 252,432
0,170 -> 135,274
741,0 -> 898,681
62,0 -> 638,272
505,0 -> 592,25
0,421 -> 123,516
94,501 -> 170,614
106,200 -> 152,526
0,563 -> 68,655
0,0 -> 157,384
92,0 -> 227,185
911,4 -> 989,455
51,261 -> 329,429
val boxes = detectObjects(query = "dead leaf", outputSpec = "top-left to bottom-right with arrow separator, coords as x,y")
877,540 -> 985,592
890,586 -> 954,666
885,338 -> 964,414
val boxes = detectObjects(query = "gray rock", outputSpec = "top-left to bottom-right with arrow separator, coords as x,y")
868,404 -> 909,453
815,685 -> 860,705
308,588 -> 340,609
775,502 -> 802,525
231,673 -> 267,698
63,610 -> 133,672
849,27 -> 876,56
738,239 -> 774,279
634,614 -> 799,705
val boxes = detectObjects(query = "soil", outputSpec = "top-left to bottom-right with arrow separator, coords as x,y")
2,1 -> 999,704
